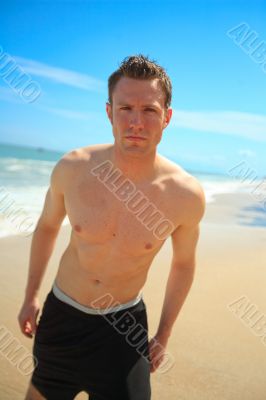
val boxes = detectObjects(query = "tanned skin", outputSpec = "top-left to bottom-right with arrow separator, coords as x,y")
18,77 -> 205,399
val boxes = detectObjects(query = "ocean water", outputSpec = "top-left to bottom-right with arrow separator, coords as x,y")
0,143 -> 255,238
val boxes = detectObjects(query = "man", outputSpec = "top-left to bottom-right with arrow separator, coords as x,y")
18,55 -> 205,400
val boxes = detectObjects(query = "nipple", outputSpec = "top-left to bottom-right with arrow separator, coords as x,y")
74,224 -> 81,232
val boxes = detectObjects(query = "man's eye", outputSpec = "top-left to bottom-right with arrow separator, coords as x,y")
120,107 -> 130,110
145,108 -> 156,112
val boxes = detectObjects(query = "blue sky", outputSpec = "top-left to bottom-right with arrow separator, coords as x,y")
0,0 -> 265,176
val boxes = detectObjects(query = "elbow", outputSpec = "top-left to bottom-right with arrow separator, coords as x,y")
35,218 -> 61,234
172,262 -> 196,278
172,259 -> 196,271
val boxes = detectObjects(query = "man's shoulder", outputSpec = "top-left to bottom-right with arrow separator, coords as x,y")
159,154 -> 202,191
158,155 -> 206,223
55,143 -> 112,171
51,144 -> 113,187
61,143 -> 112,163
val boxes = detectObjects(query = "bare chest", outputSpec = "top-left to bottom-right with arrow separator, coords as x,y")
64,174 -> 178,254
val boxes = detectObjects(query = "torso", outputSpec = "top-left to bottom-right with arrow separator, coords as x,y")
55,144 -> 195,307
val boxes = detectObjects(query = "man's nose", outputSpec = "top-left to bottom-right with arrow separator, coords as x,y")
129,111 -> 144,130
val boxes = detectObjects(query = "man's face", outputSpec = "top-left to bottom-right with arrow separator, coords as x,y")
106,77 -> 172,157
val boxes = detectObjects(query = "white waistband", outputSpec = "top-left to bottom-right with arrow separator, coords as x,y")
52,282 -> 142,315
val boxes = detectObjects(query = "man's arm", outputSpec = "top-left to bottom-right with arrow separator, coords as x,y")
18,158 -> 67,338
149,180 -> 205,372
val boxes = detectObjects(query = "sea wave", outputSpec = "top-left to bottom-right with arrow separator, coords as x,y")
0,156 -> 251,238
200,179 -> 248,203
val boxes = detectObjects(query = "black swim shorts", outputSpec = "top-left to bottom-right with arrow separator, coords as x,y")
31,289 -> 151,399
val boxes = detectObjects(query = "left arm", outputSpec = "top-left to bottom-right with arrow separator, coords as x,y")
149,181 -> 205,372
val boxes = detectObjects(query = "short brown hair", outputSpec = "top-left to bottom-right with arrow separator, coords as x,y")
108,55 -> 172,108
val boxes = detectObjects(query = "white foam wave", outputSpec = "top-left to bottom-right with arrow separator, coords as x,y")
0,157 -> 253,237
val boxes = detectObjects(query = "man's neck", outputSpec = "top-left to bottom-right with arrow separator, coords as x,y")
109,145 -> 159,183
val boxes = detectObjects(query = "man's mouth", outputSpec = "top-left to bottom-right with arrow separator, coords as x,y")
125,136 -> 146,141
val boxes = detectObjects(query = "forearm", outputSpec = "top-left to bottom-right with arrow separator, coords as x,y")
24,223 -> 60,301
156,263 -> 195,339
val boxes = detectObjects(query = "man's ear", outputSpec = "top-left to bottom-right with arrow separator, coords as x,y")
163,108 -> 172,129
106,102 -> 113,124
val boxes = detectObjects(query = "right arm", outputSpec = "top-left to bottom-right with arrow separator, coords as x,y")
18,159 -> 67,338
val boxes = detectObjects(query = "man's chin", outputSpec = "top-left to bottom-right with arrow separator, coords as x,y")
121,143 -> 150,155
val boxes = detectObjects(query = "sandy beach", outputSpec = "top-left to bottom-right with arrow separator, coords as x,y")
0,191 -> 266,400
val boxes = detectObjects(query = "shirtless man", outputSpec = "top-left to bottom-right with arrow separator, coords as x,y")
18,55 -> 205,400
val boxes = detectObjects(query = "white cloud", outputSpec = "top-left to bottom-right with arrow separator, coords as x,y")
40,106 -> 91,120
172,110 -> 266,142
0,86 -> 94,120
0,86 -> 16,102
14,56 -> 105,92
174,152 -> 226,165
238,149 -> 256,158
0,86 -> 101,121
0,85 -> 25,104
36,104 -> 104,121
